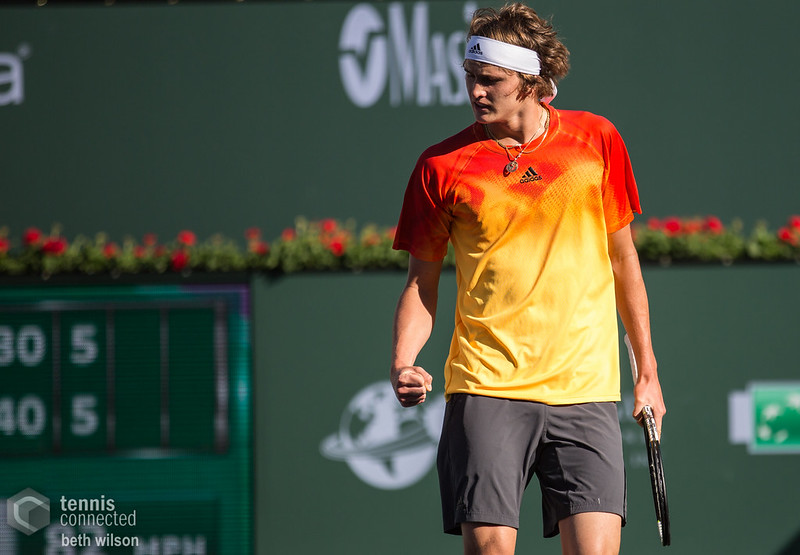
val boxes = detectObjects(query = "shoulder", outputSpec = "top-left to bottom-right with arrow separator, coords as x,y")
551,108 -> 627,156
417,124 -> 483,166
554,108 -> 618,136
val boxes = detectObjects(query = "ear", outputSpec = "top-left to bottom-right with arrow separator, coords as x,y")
516,81 -> 538,102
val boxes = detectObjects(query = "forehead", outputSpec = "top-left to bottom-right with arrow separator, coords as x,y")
463,59 -> 516,78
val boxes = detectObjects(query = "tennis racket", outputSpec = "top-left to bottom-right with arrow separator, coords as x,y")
624,335 -> 671,547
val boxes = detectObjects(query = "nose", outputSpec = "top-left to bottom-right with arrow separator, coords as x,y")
468,80 -> 486,101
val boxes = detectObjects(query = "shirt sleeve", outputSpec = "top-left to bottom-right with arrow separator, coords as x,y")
392,155 -> 452,262
601,121 -> 641,233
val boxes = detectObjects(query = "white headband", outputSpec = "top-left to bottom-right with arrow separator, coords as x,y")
465,35 -> 558,102
465,35 -> 541,75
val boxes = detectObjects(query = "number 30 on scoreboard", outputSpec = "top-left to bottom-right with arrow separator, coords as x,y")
1,324 -> 99,437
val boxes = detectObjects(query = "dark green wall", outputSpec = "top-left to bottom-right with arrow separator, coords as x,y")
2,0 -> 799,243
252,265 -> 800,554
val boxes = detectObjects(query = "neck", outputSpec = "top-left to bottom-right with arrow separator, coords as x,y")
485,103 -> 548,145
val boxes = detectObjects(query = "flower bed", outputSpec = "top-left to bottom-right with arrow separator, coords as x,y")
1,216 -> 798,277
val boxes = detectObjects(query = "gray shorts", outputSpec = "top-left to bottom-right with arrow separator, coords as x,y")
437,394 -> 626,538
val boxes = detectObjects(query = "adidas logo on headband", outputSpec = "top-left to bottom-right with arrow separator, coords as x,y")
467,42 -> 483,56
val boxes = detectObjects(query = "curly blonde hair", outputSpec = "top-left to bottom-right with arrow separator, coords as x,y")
468,3 -> 570,100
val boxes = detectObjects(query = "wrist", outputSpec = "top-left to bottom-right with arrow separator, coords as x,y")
391,360 -> 414,373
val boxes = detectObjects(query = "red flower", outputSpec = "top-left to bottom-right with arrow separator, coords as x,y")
249,240 -> 269,256
328,238 -> 346,257
0,237 -> 9,254
704,216 -> 724,234
663,217 -> 682,236
281,228 -> 296,241
647,218 -> 662,231
171,249 -> 190,270
42,237 -> 67,255
134,245 -> 147,258
788,215 -> 800,232
177,230 -> 196,247
777,227 -> 798,246
23,227 -> 42,246
321,219 -> 338,234
103,243 -> 119,258
385,226 -> 397,240
143,233 -> 158,247
245,227 -> 261,241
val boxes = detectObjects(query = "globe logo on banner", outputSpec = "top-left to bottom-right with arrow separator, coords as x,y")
320,381 -> 445,490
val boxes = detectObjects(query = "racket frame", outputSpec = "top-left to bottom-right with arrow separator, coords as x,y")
624,335 -> 671,547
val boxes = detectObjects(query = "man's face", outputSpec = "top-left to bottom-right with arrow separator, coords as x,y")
463,60 -> 526,126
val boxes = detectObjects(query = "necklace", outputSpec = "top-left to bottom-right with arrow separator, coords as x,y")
485,107 -> 550,176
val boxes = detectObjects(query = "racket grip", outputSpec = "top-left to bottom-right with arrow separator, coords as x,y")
624,334 -> 639,383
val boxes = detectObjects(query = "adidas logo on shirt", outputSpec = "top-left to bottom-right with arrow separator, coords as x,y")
520,166 -> 542,183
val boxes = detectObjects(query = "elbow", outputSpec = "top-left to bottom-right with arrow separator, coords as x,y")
610,246 -> 640,273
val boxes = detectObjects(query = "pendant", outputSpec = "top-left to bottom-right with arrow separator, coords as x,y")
504,161 -> 518,174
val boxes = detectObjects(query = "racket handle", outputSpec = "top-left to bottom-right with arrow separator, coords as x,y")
624,334 -> 639,383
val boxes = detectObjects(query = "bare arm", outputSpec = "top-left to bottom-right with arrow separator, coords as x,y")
390,254 -> 443,407
608,225 -> 666,432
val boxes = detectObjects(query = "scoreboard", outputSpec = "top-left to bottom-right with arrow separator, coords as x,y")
0,284 -> 251,554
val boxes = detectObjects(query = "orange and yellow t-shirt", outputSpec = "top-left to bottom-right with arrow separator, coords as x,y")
393,106 -> 641,404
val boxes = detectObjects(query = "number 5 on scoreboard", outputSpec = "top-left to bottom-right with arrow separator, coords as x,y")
70,394 -> 99,437
70,324 -> 99,366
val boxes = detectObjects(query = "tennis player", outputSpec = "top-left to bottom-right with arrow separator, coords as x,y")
389,3 -> 665,554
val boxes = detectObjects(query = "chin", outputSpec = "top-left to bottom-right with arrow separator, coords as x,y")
471,105 -> 493,123
472,112 -> 492,125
